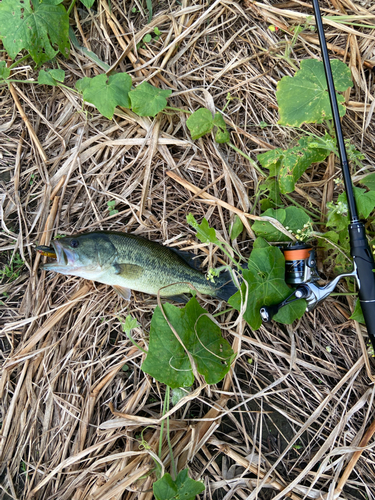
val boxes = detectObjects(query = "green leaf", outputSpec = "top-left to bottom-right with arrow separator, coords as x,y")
252,207 -> 311,242
186,214 -> 219,245
350,299 -> 365,323
143,33 -> 152,43
80,0 -> 96,9
171,388 -> 186,406
215,127 -> 230,143
122,315 -> 139,334
360,173 -> 375,191
339,187 -> 375,219
277,59 -> 353,127
75,77 -> 92,93
213,112 -> 226,128
258,176 -> 282,210
0,61 -> 10,80
141,297 -> 234,388
213,112 -> 230,143
77,72 -> 132,119
154,27 -> 161,36
146,0 -> 153,23
230,215 -> 243,240
258,137 -> 329,194
257,148 -> 283,175
38,68 -> 65,86
129,81 -> 172,117
0,0 -> 70,66
153,470 -> 205,500
229,243 -> 306,329
279,137 -> 329,193
186,108 -> 213,140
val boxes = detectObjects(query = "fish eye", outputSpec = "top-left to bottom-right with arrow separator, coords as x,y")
70,239 -> 79,248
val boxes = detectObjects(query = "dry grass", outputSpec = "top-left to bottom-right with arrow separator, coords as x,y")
1,0 -> 375,498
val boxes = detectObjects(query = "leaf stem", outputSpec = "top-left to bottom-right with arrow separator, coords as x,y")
165,106 -> 192,114
158,388 -> 168,460
3,79 -> 38,85
165,386 -> 177,480
213,307 -> 234,317
8,55 -> 30,70
283,193 -> 321,219
67,0 -> 77,16
227,143 -> 265,175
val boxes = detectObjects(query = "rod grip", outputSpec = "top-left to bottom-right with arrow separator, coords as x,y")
349,222 -> 375,351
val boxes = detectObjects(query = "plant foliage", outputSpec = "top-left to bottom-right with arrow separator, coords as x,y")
153,469 -> 205,500
129,81 -> 172,117
141,297 -> 234,388
229,239 -> 306,329
76,73 -> 132,119
277,59 -> 353,127
0,0 -> 70,66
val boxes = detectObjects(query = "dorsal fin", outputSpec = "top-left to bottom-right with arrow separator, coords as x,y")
168,247 -> 202,271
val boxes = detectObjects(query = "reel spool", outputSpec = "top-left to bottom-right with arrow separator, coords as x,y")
282,244 -> 318,285
260,243 -> 357,323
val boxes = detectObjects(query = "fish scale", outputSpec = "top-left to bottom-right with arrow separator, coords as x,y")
38,231 -> 238,302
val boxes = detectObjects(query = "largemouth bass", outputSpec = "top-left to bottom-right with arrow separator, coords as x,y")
37,231 -> 237,302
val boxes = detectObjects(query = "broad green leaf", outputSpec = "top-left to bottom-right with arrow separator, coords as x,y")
229,243 -> 306,329
153,470 -> 205,500
75,77 -> 92,93
319,228 -> 352,274
338,187 -> 375,219
360,173 -> 375,191
258,137 -> 329,194
252,207 -> 311,242
186,108 -> 213,140
350,299 -> 365,323
277,59 -> 353,127
77,73 -> 132,119
0,61 -> 10,80
213,112 -> 227,129
230,215 -> 243,240
215,128 -> 230,143
38,68 -> 65,86
129,81 -> 172,117
80,0 -> 95,8
253,237 -> 270,249
257,148 -> 283,175
141,297 -> 234,388
0,0 -> 69,66
279,137 -> 329,193
258,176 -> 282,211
171,388 -> 186,406
187,214 -> 219,244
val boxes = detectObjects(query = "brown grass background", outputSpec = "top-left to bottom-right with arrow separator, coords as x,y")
1,0 -> 375,498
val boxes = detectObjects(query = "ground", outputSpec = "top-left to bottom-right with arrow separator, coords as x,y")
1,0 -> 375,499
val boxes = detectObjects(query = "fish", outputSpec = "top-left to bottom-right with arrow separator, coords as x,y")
37,231 -> 238,302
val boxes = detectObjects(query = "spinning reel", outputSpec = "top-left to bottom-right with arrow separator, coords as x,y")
260,243 -> 357,323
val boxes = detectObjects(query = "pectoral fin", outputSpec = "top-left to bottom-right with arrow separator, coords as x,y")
113,263 -> 144,279
113,285 -> 132,301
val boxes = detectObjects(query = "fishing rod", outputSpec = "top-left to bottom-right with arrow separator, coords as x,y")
261,0 -> 375,354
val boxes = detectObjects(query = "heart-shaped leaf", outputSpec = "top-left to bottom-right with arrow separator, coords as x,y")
277,59 -> 352,127
0,0 -> 69,66
129,81 -> 172,117
142,297 -> 234,388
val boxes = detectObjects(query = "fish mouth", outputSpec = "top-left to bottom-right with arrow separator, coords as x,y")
37,241 -> 72,270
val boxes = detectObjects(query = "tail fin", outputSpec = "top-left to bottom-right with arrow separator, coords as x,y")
214,268 -> 242,302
